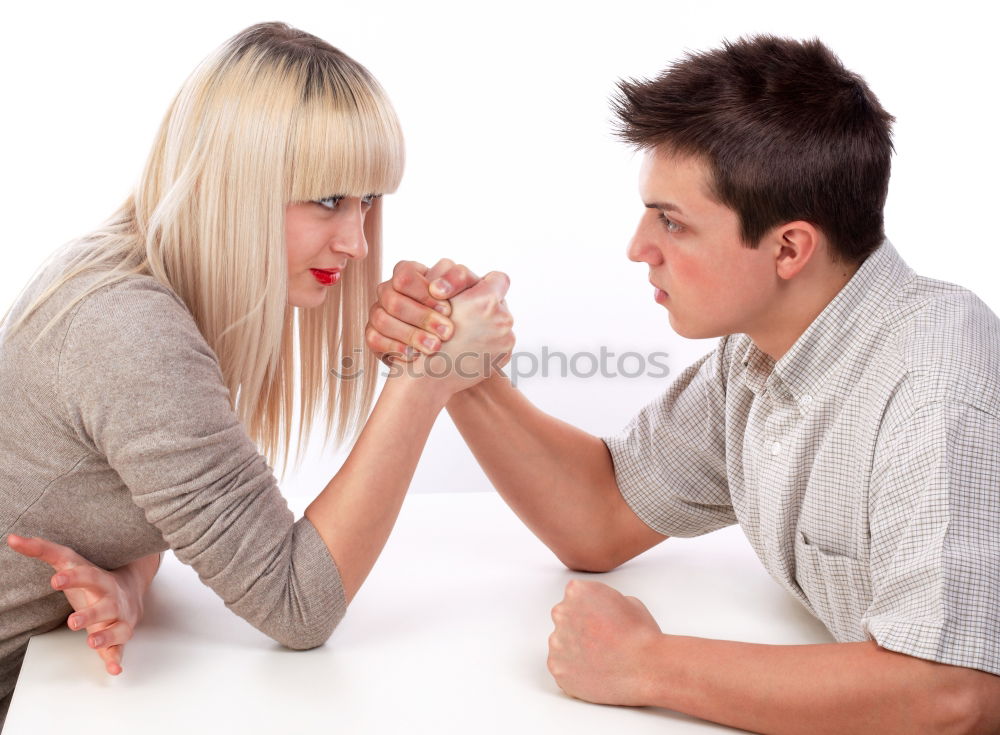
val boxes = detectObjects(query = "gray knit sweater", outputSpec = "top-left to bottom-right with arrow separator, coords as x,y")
0,250 -> 346,725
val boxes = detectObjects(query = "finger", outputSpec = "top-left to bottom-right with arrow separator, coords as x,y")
7,534 -> 82,570
370,307 -> 443,356
366,327 -> 417,363
88,621 -> 133,650
551,603 -> 564,625
97,644 -> 124,676
69,598 -> 120,630
425,258 -> 456,282
52,564 -> 112,595
376,286 -> 454,341
428,263 -> 481,300
390,261 -> 450,314
458,271 -> 510,304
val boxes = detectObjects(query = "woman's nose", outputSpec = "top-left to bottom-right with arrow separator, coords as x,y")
332,204 -> 369,260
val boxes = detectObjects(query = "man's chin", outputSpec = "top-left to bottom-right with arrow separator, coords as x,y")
668,313 -> 722,341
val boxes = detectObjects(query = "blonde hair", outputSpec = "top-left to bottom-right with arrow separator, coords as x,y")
3,22 -> 404,474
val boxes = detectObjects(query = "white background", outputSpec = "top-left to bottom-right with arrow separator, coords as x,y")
2,0 -> 997,497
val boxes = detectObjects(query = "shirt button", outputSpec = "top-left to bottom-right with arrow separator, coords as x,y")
800,394 -> 812,407
770,441 -> 782,455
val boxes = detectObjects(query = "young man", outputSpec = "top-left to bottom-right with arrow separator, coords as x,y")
365,36 -> 1000,733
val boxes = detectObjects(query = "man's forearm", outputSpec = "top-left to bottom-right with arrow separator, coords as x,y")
446,373 -> 664,570
643,636 -> 995,735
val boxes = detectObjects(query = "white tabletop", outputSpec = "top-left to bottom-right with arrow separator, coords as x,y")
5,492 -> 832,734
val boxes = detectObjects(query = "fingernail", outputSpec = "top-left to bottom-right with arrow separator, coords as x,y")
432,322 -> 449,338
419,334 -> 440,352
431,279 -> 452,297
91,636 -> 103,648
404,346 -> 417,359
53,575 -> 66,588
433,302 -> 449,315
69,615 -> 81,629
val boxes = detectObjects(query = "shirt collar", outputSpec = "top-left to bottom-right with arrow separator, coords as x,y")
740,239 -> 915,405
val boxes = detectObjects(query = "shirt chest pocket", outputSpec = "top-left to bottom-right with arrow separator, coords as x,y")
794,530 -> 873,642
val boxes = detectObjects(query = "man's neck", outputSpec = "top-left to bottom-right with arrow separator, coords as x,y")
750,259 -> 861,361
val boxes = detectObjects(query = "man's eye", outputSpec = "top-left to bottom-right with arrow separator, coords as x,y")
315,196 -> 344,210
658,213 -> 682,233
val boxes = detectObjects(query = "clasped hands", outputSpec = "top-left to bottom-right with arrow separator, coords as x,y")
368,259 -> 667,707
367,258 -> 514,399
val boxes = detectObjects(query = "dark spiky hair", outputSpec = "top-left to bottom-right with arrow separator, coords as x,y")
613,35 -> 895,263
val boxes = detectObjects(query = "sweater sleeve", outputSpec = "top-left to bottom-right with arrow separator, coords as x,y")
56,277 -> 346,649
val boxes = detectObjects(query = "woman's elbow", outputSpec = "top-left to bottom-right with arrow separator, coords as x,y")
272,610 -> 345,651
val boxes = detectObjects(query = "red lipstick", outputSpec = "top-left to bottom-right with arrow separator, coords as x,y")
311,268 -> 341,286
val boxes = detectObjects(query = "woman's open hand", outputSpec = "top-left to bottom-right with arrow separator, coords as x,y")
6,534 -> 159,676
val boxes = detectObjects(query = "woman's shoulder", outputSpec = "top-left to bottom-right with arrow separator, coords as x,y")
70,270 -> 191,325
6,246 -> 192,344
61,272 -> 214,368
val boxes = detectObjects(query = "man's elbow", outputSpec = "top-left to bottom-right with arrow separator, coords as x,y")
554,546 -> 627,574
927,669 -> 999,735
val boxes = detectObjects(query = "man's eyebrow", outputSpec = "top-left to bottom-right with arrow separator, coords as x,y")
644,201 -> 685,214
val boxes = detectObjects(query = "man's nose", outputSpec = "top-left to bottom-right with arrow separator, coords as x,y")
626,219 -> 661,265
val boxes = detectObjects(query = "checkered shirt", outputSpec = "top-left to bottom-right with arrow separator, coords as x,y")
603,240 -> 1000,675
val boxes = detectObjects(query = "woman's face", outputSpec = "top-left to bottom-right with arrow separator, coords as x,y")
285,195 -> 375,308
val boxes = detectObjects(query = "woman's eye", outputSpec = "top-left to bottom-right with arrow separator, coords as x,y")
361,193 -> 380,208
658,213 -> 682,233
315,196 -> 344,210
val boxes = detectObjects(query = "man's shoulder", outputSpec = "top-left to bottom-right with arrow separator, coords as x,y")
880,276 -> 1000,414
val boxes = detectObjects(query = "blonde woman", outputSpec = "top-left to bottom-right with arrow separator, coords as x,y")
0,22 -> 514,723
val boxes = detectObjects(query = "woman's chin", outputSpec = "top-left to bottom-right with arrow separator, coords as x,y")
287,289 -> 329,309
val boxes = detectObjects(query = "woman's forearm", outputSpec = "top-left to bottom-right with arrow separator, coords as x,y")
446,373 -> 664,571
305,375 -> 449,602
113,552 -> 161,610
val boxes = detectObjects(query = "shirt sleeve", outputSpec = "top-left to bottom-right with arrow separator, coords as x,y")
601,337 -> 735,537
57,277 -> 346,650
863,399 -> 1000,675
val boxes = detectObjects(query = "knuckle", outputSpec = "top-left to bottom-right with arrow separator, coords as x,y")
365,327 -> 383,349
395,270 -> 415,290
383,290 -> 407,318
370,308 -> 390,332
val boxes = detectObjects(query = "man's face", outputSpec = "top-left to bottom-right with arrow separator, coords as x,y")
628,148 -> 779,340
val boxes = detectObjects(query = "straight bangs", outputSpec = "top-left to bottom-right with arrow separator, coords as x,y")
287,71 -> 404,203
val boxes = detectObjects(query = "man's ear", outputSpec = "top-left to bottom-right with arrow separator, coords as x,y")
771,221 -> 822,281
